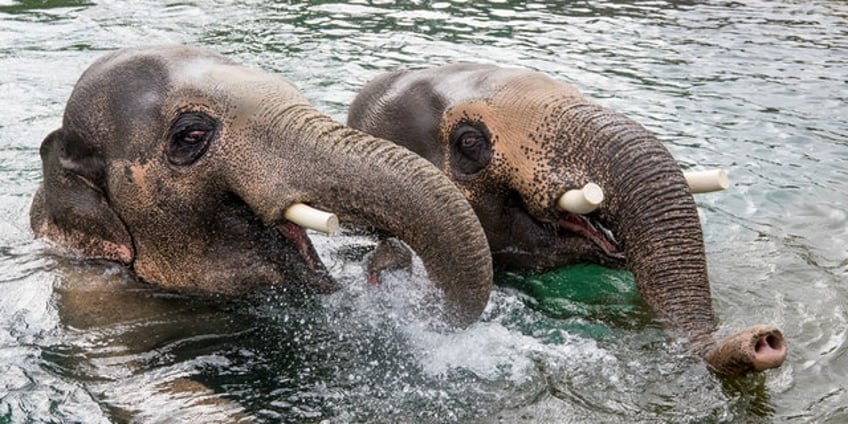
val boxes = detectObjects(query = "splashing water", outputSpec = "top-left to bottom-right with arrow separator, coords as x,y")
2,0 -> 846,422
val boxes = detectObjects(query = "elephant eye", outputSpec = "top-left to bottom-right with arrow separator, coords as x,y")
167,112 -> 219,166
181,130 -> 207,144
450,123 -> 492,176
459,131 -> 483,150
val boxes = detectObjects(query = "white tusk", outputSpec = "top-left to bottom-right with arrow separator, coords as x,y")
557,182 -> 604,214
284,203 -> 339,234
684,169 -> 729,193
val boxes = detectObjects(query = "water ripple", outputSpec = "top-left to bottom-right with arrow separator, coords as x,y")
1,0 -> 846,422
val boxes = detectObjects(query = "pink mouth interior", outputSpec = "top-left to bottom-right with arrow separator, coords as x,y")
558,214 -> 622,256
276,222 -> 324,270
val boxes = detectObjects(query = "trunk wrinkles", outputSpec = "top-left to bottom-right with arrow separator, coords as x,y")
261,103 -> 494,326
557,102 -> 718,350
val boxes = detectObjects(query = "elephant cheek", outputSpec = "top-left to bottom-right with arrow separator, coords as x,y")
115,161 -> 159,202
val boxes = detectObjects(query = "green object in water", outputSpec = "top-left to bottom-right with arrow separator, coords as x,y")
498,264 -> 645,323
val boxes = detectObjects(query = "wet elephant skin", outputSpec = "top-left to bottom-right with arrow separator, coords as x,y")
31,47 -> 493,327
348,63 -> 787,376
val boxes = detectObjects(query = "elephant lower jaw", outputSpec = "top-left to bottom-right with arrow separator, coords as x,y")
699,325 -> 787,376
558,214 -> 623,259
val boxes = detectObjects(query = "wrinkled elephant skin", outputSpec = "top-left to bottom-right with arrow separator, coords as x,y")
347,63 -> 786,376
31,47 -> 492,327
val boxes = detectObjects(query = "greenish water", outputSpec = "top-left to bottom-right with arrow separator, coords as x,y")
1,1 -> 846,422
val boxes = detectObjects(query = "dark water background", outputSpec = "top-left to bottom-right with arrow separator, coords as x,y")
1,1 -> 846,422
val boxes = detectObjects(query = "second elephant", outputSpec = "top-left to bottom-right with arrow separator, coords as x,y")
347,63 -> 786,376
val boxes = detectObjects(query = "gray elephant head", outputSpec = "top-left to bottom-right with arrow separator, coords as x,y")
347,63 -> 786,376
30,46 -> 492,327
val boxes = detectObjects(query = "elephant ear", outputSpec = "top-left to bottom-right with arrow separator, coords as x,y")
30,128 -> 134,264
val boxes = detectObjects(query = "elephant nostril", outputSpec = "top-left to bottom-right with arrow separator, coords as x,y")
755,333 -> 784,353
768,334 -> 784,350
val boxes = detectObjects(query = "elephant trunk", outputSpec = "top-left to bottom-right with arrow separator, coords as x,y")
558,103 -> 785,375
232,103 -> 493,327
571,103 -> 715,336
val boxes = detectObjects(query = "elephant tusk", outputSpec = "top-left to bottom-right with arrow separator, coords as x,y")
284,203 -> 339,234
557,183 -> 604,215
684,169 -> 729,194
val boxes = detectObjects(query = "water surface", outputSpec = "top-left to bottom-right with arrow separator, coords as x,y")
1,1 -> 846,422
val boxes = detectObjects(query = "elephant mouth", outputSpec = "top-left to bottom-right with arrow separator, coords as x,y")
558,214 -> 623,258
275,221 -> 325,271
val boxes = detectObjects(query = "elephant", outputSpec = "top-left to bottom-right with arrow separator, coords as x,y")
29,46 -> 493,328
347,63 -> 787,376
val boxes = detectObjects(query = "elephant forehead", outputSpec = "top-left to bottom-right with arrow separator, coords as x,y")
380,64 -> 529,110
491,73 -> 584,109
428,65 -> 581,102
172,62 -> 306,103
488,76 -> 587,165
422,65 -> 502,105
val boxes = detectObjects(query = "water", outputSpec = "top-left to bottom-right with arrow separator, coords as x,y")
1,1 -> 846,422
